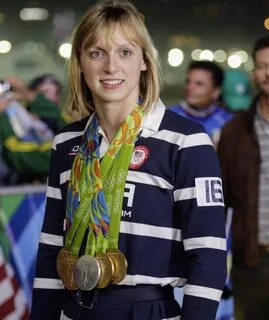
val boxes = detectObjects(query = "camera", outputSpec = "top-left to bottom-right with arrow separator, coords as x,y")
0,80 -> 12,97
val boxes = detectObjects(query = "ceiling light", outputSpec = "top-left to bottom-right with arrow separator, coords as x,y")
227,54 -> 242,68
59,43 -> 72,59
200,49 -> 214,61
168,48 -> 184,67
20,8 -> 49,21
0,40 -> 12,54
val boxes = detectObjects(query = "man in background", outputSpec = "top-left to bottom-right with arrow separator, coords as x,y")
218,34 -> 269,319
170,60 -> 232,148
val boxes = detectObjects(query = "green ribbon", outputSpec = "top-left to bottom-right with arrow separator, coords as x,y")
65,106 -> 143,257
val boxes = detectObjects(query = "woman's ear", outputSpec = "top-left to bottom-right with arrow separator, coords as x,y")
141,58 -> 147,71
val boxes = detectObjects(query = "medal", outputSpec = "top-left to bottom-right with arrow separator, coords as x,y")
107,249 -> 128,284
95,252 -> 113,288
56,248 -> 78,290
73,255 -> 101,291
73,253 -> 114,291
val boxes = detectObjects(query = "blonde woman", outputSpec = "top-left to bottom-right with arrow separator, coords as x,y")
31,1 -> 226,319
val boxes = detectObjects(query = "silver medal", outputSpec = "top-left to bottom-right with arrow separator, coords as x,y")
73,255 -> 101,291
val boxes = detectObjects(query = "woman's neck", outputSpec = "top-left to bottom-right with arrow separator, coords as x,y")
95,102 -> 135,143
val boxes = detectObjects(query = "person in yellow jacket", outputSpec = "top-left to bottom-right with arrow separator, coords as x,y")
8,74 -> 72,134
0,94 -> 52,184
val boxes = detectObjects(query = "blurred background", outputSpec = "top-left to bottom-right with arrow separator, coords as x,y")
1,0 -> 269,105
1,2 -> 268,318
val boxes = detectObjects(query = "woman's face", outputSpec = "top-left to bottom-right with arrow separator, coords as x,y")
80,25 -> 147,109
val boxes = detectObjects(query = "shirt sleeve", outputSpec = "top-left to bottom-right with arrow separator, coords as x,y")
174,126 -> 227,319
30,140 -> 65,320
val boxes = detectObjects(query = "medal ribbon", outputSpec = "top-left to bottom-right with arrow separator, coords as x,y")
65,105 -> 143,257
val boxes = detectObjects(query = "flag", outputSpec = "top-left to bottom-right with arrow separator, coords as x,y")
0,246 -> 29,320
0,185 -> 46,319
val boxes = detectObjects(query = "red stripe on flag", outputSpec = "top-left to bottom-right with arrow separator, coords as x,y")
0,295 -> 15,319
0,259 -> 15,319
21,307 -> 30,320
11,274 -> 19,292
0,249 -> 29,320
0,264 -> 6,281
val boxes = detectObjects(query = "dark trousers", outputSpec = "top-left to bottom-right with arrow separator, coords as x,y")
232,251 -> 269,320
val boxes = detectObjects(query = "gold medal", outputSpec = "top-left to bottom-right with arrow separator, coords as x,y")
95,252 -> 113,288
56,248 -> 78,290
107,249 -> 128,284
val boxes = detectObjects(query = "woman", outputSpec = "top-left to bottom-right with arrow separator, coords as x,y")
31,1 -> 227,319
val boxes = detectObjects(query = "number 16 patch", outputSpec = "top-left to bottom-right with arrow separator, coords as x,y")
195,177 -> 224,207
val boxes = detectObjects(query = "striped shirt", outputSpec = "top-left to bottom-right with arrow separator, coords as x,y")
31,100 -> 227,319
255,108 -> 269,244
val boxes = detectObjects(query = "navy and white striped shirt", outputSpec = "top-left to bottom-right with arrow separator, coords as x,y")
31,100 -> 227,319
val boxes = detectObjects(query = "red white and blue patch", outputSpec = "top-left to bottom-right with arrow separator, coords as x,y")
130,146 -> 149,169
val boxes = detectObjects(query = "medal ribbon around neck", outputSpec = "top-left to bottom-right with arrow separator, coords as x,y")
65,105 -> 143,257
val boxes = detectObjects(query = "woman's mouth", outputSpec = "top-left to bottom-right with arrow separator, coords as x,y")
100,79 -> 124,87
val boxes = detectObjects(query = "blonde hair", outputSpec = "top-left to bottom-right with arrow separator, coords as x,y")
68,0 -> 161,117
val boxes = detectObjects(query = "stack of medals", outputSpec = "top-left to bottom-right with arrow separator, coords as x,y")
57,247 -> 127,291
73,249 -> 127,290
56,106 -> 143,291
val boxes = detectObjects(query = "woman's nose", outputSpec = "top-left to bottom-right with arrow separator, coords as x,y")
104,54 -> 119,74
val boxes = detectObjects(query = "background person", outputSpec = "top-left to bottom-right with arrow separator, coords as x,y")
28,74 -> 72,133
0,93 -> 52,185
31,1 -> 227,319
7,74 -> 72,134
170,60 -> 232,148
218,34 -> 269,319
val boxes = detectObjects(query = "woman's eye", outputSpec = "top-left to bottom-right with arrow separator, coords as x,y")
89,51 -> 104,59
120,49 -> 132,57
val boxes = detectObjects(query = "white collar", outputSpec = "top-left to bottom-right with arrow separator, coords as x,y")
85,98 -> 165,134
141,99 -> 166,132
83,99 -> 165,157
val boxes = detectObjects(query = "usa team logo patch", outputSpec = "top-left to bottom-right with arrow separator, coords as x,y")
130,146 -> 149,169
195,177 -> 224,207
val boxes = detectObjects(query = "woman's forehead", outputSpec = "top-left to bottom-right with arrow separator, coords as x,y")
84,22 -> 140,49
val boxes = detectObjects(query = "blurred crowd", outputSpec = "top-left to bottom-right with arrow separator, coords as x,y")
0,74 -> 77,185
